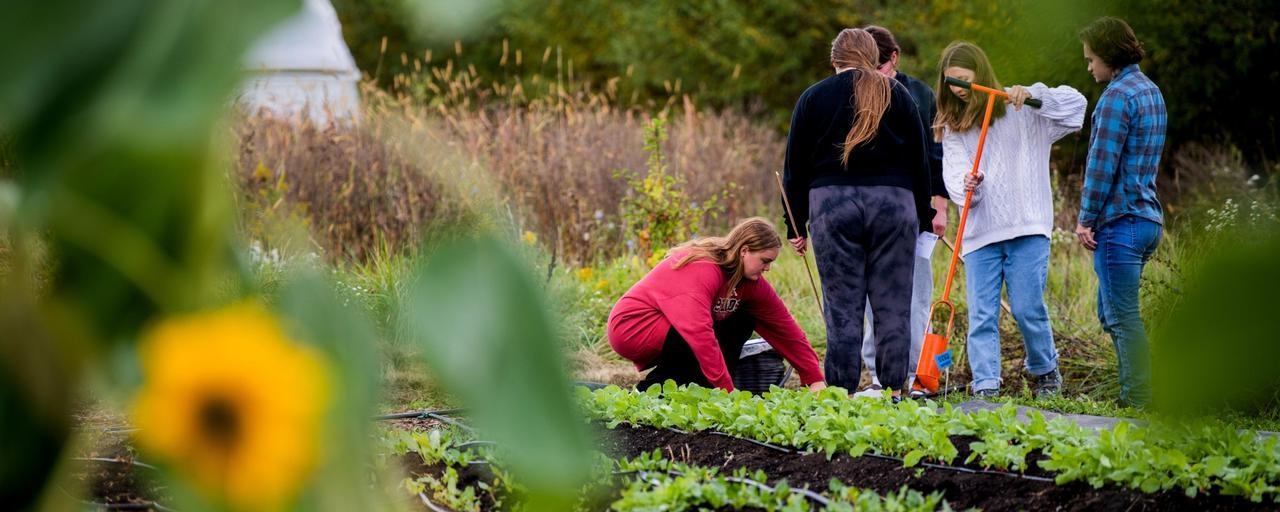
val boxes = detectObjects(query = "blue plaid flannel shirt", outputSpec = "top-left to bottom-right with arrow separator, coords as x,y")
1079,64 -> 1166,229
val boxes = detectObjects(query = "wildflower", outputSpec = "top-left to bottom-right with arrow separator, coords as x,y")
522,230 -> 538,246
594,209 -> 605,221
252,161 -> 272,182
576,267 -> 594,282
131,303 -> 332,509
645,248 -> 668,269
594,279 -> 610,292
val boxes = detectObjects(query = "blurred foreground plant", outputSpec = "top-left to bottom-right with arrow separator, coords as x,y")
0,0 -> 390,509
131,303 -> 332,509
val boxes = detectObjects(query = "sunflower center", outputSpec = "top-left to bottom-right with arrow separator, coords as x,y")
198,396 -> 241,448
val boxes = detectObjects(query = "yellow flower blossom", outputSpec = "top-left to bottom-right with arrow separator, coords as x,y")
522,230 -> 538,246
131,303 -> 331,510
645,248 -> 668,269
594,279 -> 610,292
576,267 -> 594,282
252,161 -> 272,181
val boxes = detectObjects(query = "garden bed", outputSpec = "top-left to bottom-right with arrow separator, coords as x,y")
599,423 -> 1272,511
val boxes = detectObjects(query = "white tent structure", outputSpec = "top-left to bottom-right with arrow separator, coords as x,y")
239,0 -> 362,123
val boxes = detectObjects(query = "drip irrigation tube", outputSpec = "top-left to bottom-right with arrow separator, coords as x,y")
839,449 -> 1055,483
374,408 -> 476,433
417,492 -> 455,512
707,431 -> 792,453
662,426 -> 1056,483
375,408 -> 467,420
73,457 -> 159,471
626,469 -> 831,507
60,486 -> 176,512
425,413 -> 475,432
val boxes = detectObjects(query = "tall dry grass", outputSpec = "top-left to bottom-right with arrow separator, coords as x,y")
233,116 -> 462,262
234,52 -> 784,265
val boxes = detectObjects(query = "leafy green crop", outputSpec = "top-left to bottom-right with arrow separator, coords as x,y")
579,384 -> 1280,502
381,426 -> 954,511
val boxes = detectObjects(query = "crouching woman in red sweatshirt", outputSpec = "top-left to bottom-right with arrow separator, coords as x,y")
608,217 -> 827,393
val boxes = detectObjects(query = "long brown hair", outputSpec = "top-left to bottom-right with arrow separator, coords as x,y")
672,217 -> 781,298
1079,17 -> 1145,69
830,28 -> 892,168
934,41 -> 1006,140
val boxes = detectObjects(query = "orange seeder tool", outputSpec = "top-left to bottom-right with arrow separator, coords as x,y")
912,77 -> 1039,394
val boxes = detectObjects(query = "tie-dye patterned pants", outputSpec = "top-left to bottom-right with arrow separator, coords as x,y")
808,185 -> 917,392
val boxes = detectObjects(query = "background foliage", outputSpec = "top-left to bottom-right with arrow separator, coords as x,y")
334,0 -> 1279,165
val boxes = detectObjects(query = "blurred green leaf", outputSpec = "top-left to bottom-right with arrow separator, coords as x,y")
1154,224 -> 1280,414
0,0 -> 300,345
0,0 -> 299,507
403,235 -> 594,510
274,272 -> 388,510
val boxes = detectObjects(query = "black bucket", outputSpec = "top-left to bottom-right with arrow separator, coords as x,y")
732,339 -> 792,394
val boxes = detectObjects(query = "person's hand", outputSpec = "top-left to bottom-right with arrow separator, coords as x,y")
1006,85 -> 1031,111
931,208 -> 948,236
964,172 -> 984,193
807,381 -> 827,392
789,236 -> 807,255
1075,223 -> 1097,251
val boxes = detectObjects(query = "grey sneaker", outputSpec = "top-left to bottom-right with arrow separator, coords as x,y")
1033,369 -> 1062,397
973,388 -> 999,399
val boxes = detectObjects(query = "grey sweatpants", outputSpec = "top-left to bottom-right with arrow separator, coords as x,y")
809,185 -> 917,391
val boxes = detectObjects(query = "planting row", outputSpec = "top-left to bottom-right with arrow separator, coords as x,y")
381,426 -> 955,511
576,383 -> 1280,502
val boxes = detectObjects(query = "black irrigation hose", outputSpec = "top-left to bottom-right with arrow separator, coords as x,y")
417,491 -> 455,512
707,431 -> 793,453
858,452 -> 1056,483
424,413 -> 474,433
375,408 -> 468,421
73,458 -> 160,471
374,408 -> 477,433
454,440 -> 497,451
626,469 -> 831,507
663,426 -> 1056,483
60,486 -> 177,512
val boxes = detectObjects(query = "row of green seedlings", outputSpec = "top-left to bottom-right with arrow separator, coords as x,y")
578,383 -> 1280,502
379,426 -> 955,511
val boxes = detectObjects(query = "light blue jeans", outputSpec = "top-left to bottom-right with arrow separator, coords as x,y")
1094,216 -> 1161,407
963,235 -> 1058,392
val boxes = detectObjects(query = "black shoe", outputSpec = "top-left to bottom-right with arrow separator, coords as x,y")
1033,369 -> 1062,397
973,388 -> 999,399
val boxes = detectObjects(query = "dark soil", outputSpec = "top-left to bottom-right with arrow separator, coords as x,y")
397,453 -> 502,510
599,423 -> 1280,512
68,453 -> 168,509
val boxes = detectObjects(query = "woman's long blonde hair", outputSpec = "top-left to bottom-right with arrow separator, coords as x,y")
671,217 -> 781,298
831,28 -> 892,168
933,41 -> 1006,140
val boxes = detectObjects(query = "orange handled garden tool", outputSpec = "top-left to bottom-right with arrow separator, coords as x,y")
912,77 -> 1040,395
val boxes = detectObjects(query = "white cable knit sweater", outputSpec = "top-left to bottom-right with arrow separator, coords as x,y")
942,83 -> 1086,256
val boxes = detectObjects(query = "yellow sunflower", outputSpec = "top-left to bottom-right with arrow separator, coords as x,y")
131,303 -> 331,509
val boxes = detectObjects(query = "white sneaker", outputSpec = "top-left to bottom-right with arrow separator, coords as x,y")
852,388 -> 887,400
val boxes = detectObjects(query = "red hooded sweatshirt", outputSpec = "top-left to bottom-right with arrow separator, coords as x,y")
607,251 -> 824,391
